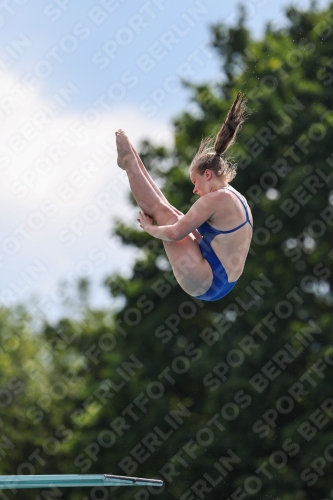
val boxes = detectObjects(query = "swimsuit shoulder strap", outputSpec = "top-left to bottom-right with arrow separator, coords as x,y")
222,187 -> 253,229
197,187 -> 253,240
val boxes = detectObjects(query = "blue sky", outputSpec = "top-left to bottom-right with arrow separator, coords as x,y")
0,0 -> 329,321
1,0 -> 327,118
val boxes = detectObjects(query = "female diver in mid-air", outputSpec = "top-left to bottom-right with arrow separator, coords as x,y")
115,92 -> 253,301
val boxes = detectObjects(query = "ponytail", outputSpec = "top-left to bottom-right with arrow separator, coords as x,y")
214,91 -> 247,155
190,91 -> 247,182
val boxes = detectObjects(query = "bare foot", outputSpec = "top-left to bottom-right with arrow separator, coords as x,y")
115,129 -> 134,170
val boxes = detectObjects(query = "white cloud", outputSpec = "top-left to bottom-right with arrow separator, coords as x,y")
0,71 -> 173,320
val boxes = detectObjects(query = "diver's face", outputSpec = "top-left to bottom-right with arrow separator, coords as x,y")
190,168 -> 210,197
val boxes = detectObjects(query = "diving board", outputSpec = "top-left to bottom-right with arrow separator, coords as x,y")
0,474 -> 163,489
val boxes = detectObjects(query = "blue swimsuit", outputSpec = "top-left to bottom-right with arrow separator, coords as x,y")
194,187 -> 253,301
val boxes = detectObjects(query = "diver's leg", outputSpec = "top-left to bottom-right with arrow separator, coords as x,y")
130,143 -> 184,216
117,131 -> 201,241
116,129 -> 169,221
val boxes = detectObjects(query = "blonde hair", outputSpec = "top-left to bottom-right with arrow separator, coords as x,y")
190,91 -> 247,182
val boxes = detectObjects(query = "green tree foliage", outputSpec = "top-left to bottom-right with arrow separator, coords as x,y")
103,3 -> 333,499
1,3 -> 333,500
